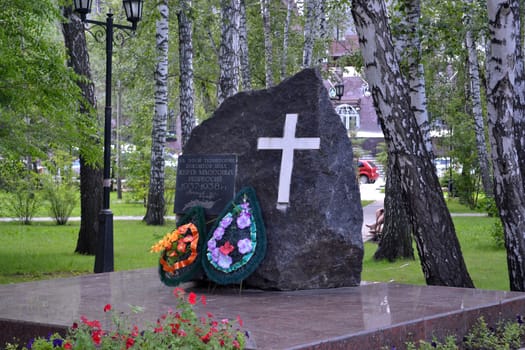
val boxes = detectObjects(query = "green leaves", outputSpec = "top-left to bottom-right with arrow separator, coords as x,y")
1,0 -> 84,159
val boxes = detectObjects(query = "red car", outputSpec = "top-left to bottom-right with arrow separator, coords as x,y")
358,159 -> 379,184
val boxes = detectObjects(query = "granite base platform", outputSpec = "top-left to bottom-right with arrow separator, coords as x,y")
1,268 -> 525,349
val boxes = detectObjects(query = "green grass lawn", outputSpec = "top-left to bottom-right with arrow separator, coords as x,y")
0,195 -> 510,291
0,220 -> 172,284
362,215 -> 508,290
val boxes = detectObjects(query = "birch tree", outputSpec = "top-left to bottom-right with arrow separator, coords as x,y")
374,156 -> 414,261
374,0 -> 426,261
486,0 -> 525,291
178,0 -> 195,147
464,0 -> 493,197
281,0 -> 293,80
239,0 -> 252,90
302,0 -> 316,67
218,0 -> 241,105
144,0 -> 169,225
261,0 -> 274,87
62,6 -> 103,255
351,0 -> 474,287
403,0 -> 432,155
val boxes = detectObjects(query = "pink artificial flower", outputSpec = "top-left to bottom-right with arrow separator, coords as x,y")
236,212 -> 251,229
217,253 -> 232,269
210,247 -> 220,262
220,215 -> 233,228
213,227 -> 225,240
207,239 -> 217,250
237,238 -> 252,254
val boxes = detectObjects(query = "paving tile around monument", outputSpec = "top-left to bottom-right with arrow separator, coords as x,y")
1,268 -> 525,349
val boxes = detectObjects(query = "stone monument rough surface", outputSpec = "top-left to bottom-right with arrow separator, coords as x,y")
182,68 -> 363,290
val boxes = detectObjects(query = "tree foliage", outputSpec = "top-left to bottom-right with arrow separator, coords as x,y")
0,0 -> 84,159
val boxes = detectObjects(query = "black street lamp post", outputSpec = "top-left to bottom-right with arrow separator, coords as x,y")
73,0 -> 143,273
335,83 -> 345,100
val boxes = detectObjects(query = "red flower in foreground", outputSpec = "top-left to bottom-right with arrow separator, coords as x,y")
91,330 -> 102,345
237,314 -> 244,327
80,316 -> 101,329
173,287 -> 185,297
188,292 -> 197,305
64,342 -> 72,349
126,337 -> 135,349
201,331 -> 212,344
103,304 -> 112,312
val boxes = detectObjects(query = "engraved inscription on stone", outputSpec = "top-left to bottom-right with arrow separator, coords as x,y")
174,154 -> 237,215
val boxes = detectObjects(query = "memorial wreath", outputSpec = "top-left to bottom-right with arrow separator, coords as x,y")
151,206 -> 206,286
202,187 -> 266,285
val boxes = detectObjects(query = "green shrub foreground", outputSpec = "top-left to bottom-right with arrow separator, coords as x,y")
400,316 -> 525,350
4,289 -> 246,350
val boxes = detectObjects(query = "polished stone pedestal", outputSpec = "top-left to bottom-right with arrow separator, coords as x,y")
1,268 -> 525,349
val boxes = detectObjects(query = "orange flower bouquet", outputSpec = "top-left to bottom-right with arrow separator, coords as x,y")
151,206 -> 206,286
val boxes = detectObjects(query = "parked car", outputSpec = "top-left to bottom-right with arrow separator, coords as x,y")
358,159 -> 379,184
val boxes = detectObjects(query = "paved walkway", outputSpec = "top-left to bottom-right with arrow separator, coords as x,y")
359,178 -> 488,242
1,179 -> 485,244
360,179 -> 385,242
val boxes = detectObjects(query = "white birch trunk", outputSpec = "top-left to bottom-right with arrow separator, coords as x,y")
351,0 -> 474,287
178,0 -> 195,147
281,0 -> 292,80
376,0 -> 427,261
261,0 -> 274,87
486,0 -> 525,291
302,0 -> 315,68
145,0 -> 169,225
464,0 -> 493,197
404,0 -> 432,155
390,0 -> 431,154
218,0 -> 241,105
239,0 -> 251,90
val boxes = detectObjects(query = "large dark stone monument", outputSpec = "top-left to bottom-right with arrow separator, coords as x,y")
182,68 -> 363,290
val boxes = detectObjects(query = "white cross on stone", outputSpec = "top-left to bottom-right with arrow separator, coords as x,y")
257,113 -> 320,206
